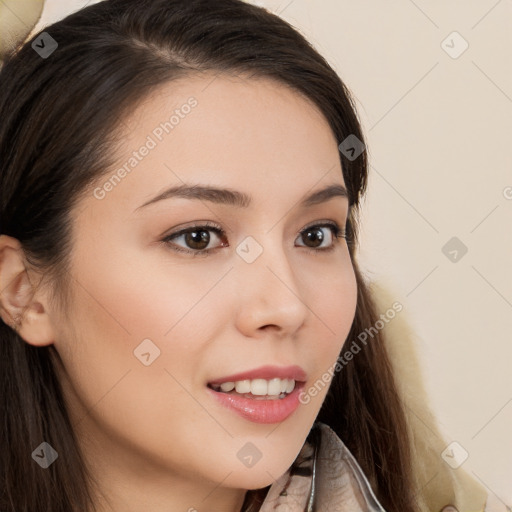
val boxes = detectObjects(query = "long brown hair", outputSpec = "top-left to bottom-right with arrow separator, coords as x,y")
0,1 -> 417,510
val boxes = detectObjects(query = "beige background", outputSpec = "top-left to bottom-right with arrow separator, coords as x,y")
9,0 -> 512,504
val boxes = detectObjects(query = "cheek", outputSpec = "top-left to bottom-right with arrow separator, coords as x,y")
70,240 -> 225,340
305,251 -> 357,342
52,256 -> 228,471
297,257 -> 357,409
56,243 -> 236,416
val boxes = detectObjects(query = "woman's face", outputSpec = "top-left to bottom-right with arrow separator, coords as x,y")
50,73 -> 357,508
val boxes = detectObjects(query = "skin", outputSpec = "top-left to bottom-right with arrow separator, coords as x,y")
0,72 -> 357,512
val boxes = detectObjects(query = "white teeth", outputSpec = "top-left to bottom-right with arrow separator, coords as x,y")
267,378 -> 281,395
250,379 -> 268,396
235,380 -> 251,394
220,382 -> 235,392
212,378 -> 296,396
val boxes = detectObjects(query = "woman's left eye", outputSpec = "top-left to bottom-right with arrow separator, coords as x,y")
161,221 -> 346,257
295,222 -> 346,253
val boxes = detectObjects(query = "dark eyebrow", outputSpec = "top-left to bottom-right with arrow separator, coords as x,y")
134,182 -> 349,212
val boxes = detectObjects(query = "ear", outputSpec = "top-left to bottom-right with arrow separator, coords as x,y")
0,234 -> 55,346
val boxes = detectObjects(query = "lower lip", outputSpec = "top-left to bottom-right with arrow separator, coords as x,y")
206,383 -> 305,424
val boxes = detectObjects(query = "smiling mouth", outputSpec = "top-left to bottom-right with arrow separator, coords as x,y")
207,377 -> 298,400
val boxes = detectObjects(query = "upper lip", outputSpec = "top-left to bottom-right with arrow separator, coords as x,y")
207,365 -> 307,385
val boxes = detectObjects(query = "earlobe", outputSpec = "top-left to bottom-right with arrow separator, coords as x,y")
0,235 -> 55,347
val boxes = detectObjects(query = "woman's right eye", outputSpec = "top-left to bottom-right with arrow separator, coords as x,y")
161,222 -> 228,256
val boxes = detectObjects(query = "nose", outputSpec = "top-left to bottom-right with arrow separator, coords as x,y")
232,235 -> 309,338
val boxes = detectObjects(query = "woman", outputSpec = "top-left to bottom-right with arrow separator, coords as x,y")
0,0 -> 455,510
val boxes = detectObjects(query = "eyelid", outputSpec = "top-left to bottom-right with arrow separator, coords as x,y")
162,220 -> 222,237
300,218 -> 340,231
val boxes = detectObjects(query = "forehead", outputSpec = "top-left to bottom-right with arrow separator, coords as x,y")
82,72 -> 346,219
117,71 -> 339,167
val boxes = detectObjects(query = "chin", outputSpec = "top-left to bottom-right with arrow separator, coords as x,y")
228,472 -> 280,491
225,457 -> 295,491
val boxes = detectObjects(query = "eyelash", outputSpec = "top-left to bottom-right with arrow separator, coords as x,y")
160,220 -> 347,257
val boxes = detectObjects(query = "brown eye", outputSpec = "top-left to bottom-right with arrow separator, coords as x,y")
302,226 -> 326,248
296,223 -> 344,252
162,222 -> 227,255
182,229 -> 211,250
